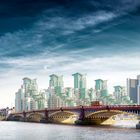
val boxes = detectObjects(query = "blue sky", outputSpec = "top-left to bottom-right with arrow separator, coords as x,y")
0,0 -> 140,107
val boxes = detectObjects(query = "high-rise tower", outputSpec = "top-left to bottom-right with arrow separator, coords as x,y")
127,75 -> 140,105
72,73 -> 87,100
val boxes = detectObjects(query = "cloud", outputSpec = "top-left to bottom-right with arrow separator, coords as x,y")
1,52 -> 140,77
36,10 -> 117,35
1,1 -> 140,59
1,52 -> 140,107
1,0 -> 140,107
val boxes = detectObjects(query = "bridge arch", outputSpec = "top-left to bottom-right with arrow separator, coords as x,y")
10,114 -> 24,121
86,109 -> 138,118
49,111 -> 78,124
26,112 -> 44,122
85,110 -> 138,125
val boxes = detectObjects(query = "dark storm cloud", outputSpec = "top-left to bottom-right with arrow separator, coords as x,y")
0,0 -> 139,33
1,1 -> 140,105
0,0 -> 140,59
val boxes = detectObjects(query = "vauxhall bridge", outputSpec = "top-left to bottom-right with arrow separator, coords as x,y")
3,105 -> 140,125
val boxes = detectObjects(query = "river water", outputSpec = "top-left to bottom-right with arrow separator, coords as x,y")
0,122 -> 139,140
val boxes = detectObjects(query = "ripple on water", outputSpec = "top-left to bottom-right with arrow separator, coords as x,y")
0,122 -> 140,140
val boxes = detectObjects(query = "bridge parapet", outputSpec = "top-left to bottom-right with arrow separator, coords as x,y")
7,105 -> 140,124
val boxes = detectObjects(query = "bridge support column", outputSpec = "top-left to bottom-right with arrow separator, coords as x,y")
45,109 -> 48,120
75,106 -> 88,125
23,111 -> 26,122
40,109 -> 49,123
79,106 -> 85,120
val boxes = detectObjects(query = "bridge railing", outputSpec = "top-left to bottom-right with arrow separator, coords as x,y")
12,105 -> 140,115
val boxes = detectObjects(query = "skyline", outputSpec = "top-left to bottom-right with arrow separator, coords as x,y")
14,74 -> 133,113
1,0 -> 140,108
1,72 -> 139,108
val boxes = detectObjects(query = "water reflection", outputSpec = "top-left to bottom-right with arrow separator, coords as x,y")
0,122 -> 139,140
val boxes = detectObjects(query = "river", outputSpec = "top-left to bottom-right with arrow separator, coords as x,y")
0,122 -> 139,140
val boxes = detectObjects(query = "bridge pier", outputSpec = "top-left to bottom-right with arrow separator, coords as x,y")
79,106 -> 85,121
23,111 -> 26,122
40,109 -> 49,123
75,106 -> 89,125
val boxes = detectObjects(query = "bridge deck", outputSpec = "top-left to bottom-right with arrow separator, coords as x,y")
11,105 -> 140,115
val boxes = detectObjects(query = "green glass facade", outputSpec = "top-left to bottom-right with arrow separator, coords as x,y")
15,74 -> 134,112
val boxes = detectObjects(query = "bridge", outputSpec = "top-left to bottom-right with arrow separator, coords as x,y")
0,108 -> 8,120
0,107 -> 14,121
7,105 -> 140,126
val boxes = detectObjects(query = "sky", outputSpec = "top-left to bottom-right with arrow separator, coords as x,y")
0,0 -> 140,108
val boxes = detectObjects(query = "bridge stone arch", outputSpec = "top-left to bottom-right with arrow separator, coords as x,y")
85,109 -> 138,125
26,112 -> 45,122
86,109 -> 138,118
0,115 -> 5,121
8,114 -> 24,121
49,111 -> 78,124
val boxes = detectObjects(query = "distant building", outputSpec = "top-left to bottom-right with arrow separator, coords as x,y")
72,73 -> 86,89
48,74 -> 69,109
49,74 -> 63,97
15,89 -> 23,112
15,73 -> 136,112
15,77 -> 48,112
72,73 -> 87,102
49,74 -> 63,88
137,76 -> 140,105
95,79 -> 103,91
95,79 -> 108,98
47,87 -> 68,109
114,86 -> 125,101
127,75 -> 140,104
113,85 -> 132,105
88,88 -> 96,102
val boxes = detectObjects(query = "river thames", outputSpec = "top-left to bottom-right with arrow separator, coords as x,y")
0,122 -> 139,140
